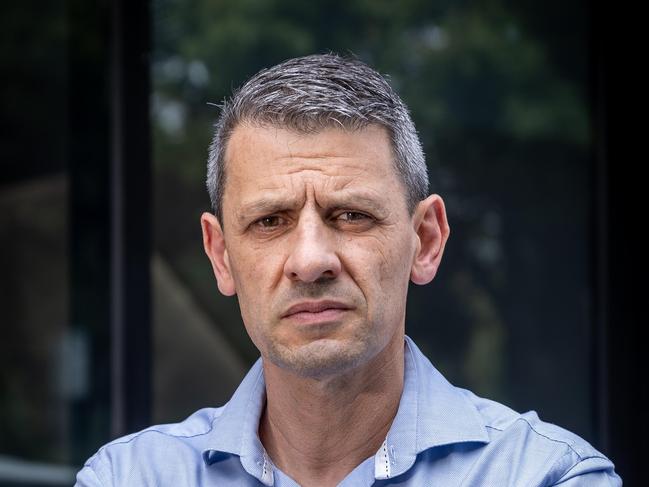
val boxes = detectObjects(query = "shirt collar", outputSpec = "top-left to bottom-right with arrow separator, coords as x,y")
381,336 -> 490,479
202,335 -> 489,483
202,359 -> 273,484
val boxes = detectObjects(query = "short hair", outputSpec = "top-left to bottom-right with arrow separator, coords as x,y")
206,53 -> 428,222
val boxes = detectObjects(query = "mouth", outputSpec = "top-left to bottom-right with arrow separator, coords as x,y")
281,300 -> 353,325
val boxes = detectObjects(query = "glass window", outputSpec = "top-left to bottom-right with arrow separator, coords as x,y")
1,0 -> 76,483
1,1 -> 111,483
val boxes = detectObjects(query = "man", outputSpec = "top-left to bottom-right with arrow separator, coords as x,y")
76,54 -> 621,486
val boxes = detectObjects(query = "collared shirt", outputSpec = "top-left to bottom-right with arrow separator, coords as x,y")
76,337 -> 621,486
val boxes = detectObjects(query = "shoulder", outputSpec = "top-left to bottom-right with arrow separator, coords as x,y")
76,407 -> 224,486
458,388 -> 621,485
464,387 -> 601,459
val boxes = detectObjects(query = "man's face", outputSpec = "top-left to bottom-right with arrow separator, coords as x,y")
203,124 -> 442,378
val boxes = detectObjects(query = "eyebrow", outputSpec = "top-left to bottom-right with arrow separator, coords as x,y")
235,190 -> 387,223
235,196 -> 300,223
321,192 -> 387,214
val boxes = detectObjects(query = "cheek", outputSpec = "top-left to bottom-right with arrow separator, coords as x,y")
228,247 -> 282,314
231,247 -> 292,338
230,243 -> 282,283
376,234 -> 414,282
345,233 -> 413,297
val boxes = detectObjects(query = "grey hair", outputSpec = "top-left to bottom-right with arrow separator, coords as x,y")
206,53 -> 428,222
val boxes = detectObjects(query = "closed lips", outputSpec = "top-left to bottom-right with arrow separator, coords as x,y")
282,301 -> 353,317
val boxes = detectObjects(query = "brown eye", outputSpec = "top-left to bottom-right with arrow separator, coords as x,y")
250,215 -> 289,235
338,211 -> 369,222
258,216 -> 281,227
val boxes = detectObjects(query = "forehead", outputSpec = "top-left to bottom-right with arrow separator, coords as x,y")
222,123 -> 403,198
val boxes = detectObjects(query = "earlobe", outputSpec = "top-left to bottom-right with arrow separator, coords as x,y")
200,212 -> 237,296
410,194 -> 450,285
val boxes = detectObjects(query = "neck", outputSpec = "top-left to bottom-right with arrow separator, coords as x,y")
259,334 -> 405,487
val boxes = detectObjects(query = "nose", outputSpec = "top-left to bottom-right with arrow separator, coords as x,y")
284,215 -> 342,283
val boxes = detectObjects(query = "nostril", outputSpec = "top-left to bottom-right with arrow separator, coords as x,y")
284,255 -> 341,283
283,225 -> 342,282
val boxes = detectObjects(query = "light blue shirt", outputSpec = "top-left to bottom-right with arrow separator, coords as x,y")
76,337 -> 621,486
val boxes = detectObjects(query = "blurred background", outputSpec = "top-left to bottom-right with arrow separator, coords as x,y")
1,0 -> 642,485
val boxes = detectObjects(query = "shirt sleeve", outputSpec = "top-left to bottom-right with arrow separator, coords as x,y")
552,456 -> 622,486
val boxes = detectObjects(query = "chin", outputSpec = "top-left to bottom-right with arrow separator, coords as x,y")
267,336 -> 378,379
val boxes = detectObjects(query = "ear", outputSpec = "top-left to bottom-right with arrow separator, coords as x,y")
410,194 -> 450,285
201,212 -> 236,296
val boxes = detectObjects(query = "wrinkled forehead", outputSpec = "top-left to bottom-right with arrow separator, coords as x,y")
221,123 -> 409,217
223,120 -> 401,180
223,122 -> 398,179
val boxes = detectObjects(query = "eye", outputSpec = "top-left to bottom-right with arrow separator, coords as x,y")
256,215 -> 282,228
337,211 -> 370,222
332,211 -> 375,231
248,214 -> 290,237
249,214 -> 293,235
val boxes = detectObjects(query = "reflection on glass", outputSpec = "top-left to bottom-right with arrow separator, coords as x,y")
1,1 -> 78,484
